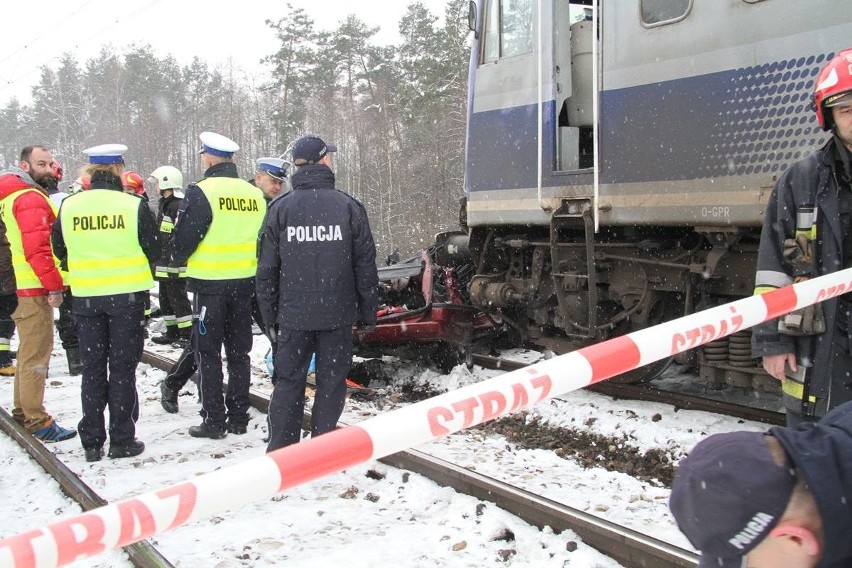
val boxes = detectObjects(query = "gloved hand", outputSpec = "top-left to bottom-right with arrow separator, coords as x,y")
357,322 -> 377,333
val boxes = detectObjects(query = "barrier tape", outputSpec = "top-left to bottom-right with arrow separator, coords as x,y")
3,267 -> 852,567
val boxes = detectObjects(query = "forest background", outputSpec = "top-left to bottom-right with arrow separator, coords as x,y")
0,0 -> 470,260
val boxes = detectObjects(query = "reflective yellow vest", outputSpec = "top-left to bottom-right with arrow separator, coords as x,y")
59,190 -> 154,297
185,177 -> 265,280
0,187 -> 65,290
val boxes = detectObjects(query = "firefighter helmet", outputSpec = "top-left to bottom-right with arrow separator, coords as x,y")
149,165 -> 183,191
813,48 -> 852,131
122,170 -> 146,195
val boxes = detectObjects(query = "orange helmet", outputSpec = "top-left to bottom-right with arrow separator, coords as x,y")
121,170 -> 146,195
813,48 -> 852,131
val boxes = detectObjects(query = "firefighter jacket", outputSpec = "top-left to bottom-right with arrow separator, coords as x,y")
256,163 -> 379,331
0,167 -> 64,296
752,137 -> 847,407
770,400 -> 852,566
154,192 -> 184,280
51,172 -> 158,298
170,162 -> 264,294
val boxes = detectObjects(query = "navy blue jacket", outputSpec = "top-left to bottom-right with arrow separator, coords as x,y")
256,164 -> 378,331
771,400 -> 852,567
751,138 -> 846,409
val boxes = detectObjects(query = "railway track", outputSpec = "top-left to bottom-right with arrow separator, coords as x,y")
470,354 -> 786,426
0,350 -> 701,568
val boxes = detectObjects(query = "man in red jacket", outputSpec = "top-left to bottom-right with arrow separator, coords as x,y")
0,145 -> 76,442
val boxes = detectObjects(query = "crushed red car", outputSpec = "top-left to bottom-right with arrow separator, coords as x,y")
352,231 -> 505,373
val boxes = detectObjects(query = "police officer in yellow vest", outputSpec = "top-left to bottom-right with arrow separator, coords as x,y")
170,132 -> 265,439
51,144 -> 158,462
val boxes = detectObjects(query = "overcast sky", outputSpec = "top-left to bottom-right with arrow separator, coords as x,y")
0,0 -> 451,105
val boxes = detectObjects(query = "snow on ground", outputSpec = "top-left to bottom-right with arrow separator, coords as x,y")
0,324 -> 772,567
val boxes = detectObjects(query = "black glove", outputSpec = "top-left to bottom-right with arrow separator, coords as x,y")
357,322 -> 377,333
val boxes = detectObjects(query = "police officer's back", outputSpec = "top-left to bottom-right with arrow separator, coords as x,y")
257,135 -> 378,452
170,132 -> 265,439
51,143 -> 158,461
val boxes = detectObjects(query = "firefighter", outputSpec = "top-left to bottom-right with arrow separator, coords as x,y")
51,144 -> 158,461
170,132 -> 265,438
149,166 -> 192,347
752,48 -> 852,426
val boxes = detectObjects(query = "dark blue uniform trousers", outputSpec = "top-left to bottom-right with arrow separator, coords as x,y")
74,293 -> 144,449
195,292 -> 252,429
163,330 -> 197,391
266,327 -> 351,452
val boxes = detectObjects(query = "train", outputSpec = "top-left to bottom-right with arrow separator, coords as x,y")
448,0 -> 852,387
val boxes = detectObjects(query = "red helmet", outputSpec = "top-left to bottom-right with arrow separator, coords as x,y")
121,170 -> 146,195
813,48 -> 852,131
51,161 -> 63,182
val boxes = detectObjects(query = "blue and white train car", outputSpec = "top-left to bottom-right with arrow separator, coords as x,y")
459,0 -> 852,384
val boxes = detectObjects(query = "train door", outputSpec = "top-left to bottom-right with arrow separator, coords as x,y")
554,2 -> 595,172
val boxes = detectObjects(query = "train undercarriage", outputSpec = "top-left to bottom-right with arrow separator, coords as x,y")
354,213 -> 778,394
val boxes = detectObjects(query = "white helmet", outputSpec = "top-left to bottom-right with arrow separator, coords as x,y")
149,165 -> 183,191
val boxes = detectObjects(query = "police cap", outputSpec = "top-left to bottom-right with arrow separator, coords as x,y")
83,143 -> 128,164
256,157 -> 288,181
198,131 -> 240,157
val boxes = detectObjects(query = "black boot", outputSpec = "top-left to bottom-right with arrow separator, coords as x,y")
84,446 -> 104,462
172,327 -> 191,349
189,422 -> 227,439
66,347 -> 83,376
151,326 -> 179,345
160,381 -> 179,414
108,439 -> 145,459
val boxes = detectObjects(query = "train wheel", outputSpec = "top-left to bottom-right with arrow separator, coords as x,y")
608,292 -> 680,384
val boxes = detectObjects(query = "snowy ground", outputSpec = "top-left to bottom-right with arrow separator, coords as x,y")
0,325 -> 771,567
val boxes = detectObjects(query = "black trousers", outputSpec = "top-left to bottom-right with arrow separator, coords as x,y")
158,278 -> 192,331
195,292 -> 253,428
0,292 -> 17,366
163,332 -> 197,391
787,305 -> 852,426
74,293 -> 145,449
266,327 -> 351,452
56,290 -> 79,350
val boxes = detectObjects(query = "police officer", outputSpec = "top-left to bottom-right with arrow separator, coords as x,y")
252,157 -> 288,202
170,132 -> 265,438
159,155 -> 287,414
51,144 -> 158,461
257,135 -> 379,452
149,166 -> 192,347
753,49 -> 852,426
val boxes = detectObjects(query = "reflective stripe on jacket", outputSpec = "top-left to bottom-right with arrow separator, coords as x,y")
59,190 -> 154,297
185,177 -> 265,281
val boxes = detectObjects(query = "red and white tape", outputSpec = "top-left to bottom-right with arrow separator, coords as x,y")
3,267 -> 852,568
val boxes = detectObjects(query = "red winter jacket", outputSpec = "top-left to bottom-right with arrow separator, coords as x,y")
0,170 -> 64,296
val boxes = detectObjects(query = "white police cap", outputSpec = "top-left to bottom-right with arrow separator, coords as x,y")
255,157 -> 288,180
198,131 -> 239,157
83,143 -> 128,164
